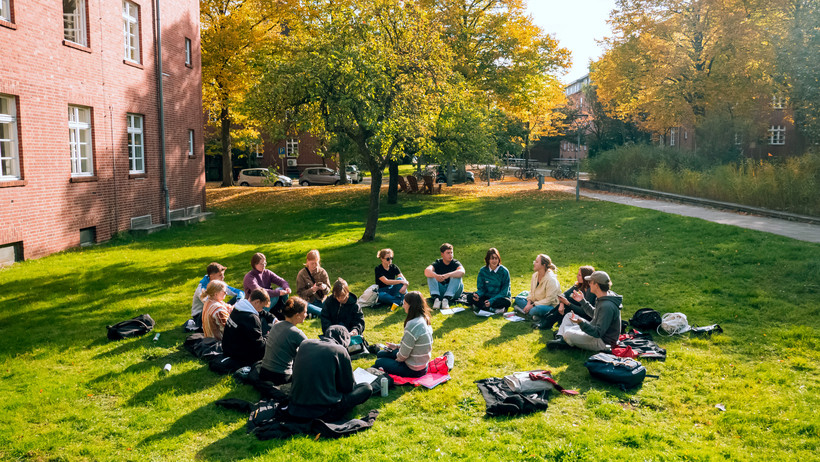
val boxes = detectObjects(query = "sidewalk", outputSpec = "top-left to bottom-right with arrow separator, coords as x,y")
550,181 -> 820,244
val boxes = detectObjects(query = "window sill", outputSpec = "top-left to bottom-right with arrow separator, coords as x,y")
70,175 -> 98,183
0,179 -> 26,188
129,173 -> 147,179
188,154 -> 196,159
185,62 -> 193,69
0,19 -> 16,30
63,40 -> 91,53
123,59 -> 144,70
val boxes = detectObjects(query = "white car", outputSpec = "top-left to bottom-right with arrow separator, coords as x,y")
237,168 -> 292,187
345,165 -> 363,184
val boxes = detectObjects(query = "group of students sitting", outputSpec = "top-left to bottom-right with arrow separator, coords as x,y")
185,243 -> 623,419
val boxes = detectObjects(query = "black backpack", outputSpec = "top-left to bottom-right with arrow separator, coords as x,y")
106,314 -> 156,340
629,308 -> 662,331
584,353 -> 656,389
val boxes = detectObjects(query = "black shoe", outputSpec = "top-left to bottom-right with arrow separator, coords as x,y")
547,338 -> 572,351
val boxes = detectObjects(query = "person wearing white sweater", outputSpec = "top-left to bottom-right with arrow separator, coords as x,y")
374,291 -> 433,377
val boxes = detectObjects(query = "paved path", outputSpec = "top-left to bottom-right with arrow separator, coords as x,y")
548,181 -> 820,244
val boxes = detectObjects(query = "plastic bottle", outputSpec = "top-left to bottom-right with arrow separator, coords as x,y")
153,333 -> 160,342
163,363 -> 172,372
380,377 -> 388,397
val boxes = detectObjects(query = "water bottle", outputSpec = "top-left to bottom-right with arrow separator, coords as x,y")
163,363 -> 172,372
380,376 -> 388,397
153,333 -> 160,342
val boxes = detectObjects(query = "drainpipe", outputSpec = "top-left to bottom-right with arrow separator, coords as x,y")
154,0 -> 170,224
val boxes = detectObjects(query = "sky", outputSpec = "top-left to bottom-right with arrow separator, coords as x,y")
525,0 -> 618,85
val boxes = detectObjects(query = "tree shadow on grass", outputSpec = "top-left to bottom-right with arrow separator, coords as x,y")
482,321 -> 533,347
434,310 -> 488,338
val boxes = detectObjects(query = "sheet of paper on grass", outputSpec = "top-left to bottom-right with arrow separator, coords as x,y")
475,310 -> 495,317
353,367 -> 377,384
504,312 -> 525,322
440,307 -> 465,315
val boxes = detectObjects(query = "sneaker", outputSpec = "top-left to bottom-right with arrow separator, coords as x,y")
547,337 -> 572,351
444,351 -> 455,370
433,298 -> 442,309
441,298 -> 449,310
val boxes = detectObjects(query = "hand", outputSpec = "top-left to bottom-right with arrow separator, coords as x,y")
350,329 -> 358,336
558,295 -> 570,305
436,274 -> 446,283
386,342 -> 399,350
523,302 -> 533,314
570,290 -> 584,302
570,312 -> 581,324
484,300 -> 491,308
558,304 -> 565,315
472,293 -> 479,301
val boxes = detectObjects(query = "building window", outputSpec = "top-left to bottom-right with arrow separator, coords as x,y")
63,0 -> 87,46
0,241 -> 23,267
1,0 -> 12,22
68,105 -> 93,176
768,126 -> 786,145
772,95 -> 786,109
254,144 -> 262,158
79,227 -> 96,246
122,1 -> 140,63
669,127 -> 677,147
286,138 -> 298,157
0,95 -> 20,180
188,129 -> 194,157
185,37 -> 192,66
734,133 -> 742,146
127,114 -> 144,173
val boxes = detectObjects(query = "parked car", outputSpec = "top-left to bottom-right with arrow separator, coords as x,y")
299,167 -> 350,186
345,165 -> 363,184
435,166 -> 475,184
237,168 -> 292,187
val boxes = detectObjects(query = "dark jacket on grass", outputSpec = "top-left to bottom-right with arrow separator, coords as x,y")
320,293 -> 364,336
576,291 -> 623,347
222,300 -> 275,365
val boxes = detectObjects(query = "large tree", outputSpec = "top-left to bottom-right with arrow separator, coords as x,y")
779,0 -> 820,144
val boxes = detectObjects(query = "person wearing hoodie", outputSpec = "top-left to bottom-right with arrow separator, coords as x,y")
221,289 -> 275,366
187,262 -> 244,331
320,278 -> 364,338
288,325 -> 373,420
548,271 -> 623,352
260,297 -> 308,385
243,252 -> 291,320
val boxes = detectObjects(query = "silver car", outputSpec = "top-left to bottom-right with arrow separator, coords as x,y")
237,168 -> 292,187
299,167 -> 350,186
345,165 -> 363,184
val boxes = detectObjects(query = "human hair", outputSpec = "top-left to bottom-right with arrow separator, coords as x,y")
283,296 -> 308,318
598,280 -> 611,292
306,249 -> 320,264
484,248 -> 501,267
332,278 -> 349,298
440,243 -> 453,253
201,280 -> 227,301
248,288 -> 270,305
404,291 -> 431,327
377,248 -> 393,259
251,252 -> 266,268
578,265 -> 595,292
206,262 -> 226,276
537,254 -> 557,272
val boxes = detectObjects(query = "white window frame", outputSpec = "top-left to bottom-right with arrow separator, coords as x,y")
63,0 -> 87,46
734,133 -> 742,146
0,95 -> 20,180
768,125 -> 786,145
772,95 -> 786,110
188,129 -> 194,157
68,105 -> 93,176
127,114 -> 144,173
286,138 -> 298,157
254,143 -> 262,158
1,0 -> 11,22
669,127 -> 677,146
185,37 -> 192,66
122,1 -> 140,63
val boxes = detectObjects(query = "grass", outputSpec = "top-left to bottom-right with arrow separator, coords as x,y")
1,182 -> 819,461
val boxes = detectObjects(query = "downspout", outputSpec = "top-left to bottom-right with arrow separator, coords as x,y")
154,0 -> 170,224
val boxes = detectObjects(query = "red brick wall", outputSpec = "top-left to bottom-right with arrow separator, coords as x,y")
0,0 -> 204,261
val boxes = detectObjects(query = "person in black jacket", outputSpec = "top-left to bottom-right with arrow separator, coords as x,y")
288,325 -> 372,420
320,278 -> 364,337
556,265 -> 597,321
222,289 -> 275,365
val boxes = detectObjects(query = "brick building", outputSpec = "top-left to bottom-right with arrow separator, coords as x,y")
559,75 -> 592,162
0,0 -> 205,264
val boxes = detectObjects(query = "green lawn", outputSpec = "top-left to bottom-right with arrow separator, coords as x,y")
1,183 -> 818,461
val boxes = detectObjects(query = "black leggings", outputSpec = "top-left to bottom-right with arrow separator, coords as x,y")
465,293 -> 511,311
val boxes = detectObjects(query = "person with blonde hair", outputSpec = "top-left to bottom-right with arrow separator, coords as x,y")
296,249 -> 329,317
375,248 -> 408,307
187,262 -> 244,331
513,254 -> 562,329
201,280 -> 233,340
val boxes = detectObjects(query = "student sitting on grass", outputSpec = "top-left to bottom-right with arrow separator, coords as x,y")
513,254 -> 562,329
320,278 -> 364,338
260,297 -> 309,385
464,247 -> 511,313
201,280 -> 233,341
188,262 -> 244,331
222,289 -> 275,366
243,252 -> 291,321
295,249 -> 329,317
556,265 -> 596,321
548,271 -> 623,352
374,291 -> 434,378
375,248 -> 409,307
424,243 -> 465,310
288,325 -> 372,421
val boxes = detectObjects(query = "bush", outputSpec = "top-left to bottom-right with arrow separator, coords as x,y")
587,145 -> 820,216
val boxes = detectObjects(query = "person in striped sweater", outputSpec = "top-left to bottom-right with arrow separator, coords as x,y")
374,291 -> 433,378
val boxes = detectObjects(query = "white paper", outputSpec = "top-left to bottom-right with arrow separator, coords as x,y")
440,307 -> 465,315
504,312 -> 525,322
353,367 -> 377,384
475,310 -> 494,317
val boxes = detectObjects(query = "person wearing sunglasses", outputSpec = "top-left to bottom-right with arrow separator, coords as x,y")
375,248 -> 408,307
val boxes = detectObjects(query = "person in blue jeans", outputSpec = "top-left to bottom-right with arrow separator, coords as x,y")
513,254 -> 562,329
375,248 -> 409,307
424,243 -> 465,310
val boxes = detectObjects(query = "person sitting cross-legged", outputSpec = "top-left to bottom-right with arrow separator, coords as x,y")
295,249 -> 329,318
465,247 -> 511,313
243,252 -> 291,321
424,242 -> 465,310
201,280 -> 234,341
260,297 -> 309,385
548,271 -> 623,352
555,265 -> 597,321
374,291 -> 433,378
320,278 -> 364,338
375,248 -> 409,308
188,262 -> 244,331
513,254 -> 562,329
222,289 -> 275,366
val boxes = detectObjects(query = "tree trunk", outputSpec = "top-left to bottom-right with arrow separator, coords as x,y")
361,158 -> 382,241
387,159 -> 398,204
220,106 -> 233,187
338,153 -> 348,185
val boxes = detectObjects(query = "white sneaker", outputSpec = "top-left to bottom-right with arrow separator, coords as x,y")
441,298 -> 449,310
433,298 -> 442,309
444,351 -> 455,370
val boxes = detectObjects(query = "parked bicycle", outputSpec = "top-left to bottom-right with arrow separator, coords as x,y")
551,164 -> 575,180
514,167 -> 538,180
478,166 -> 505,181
